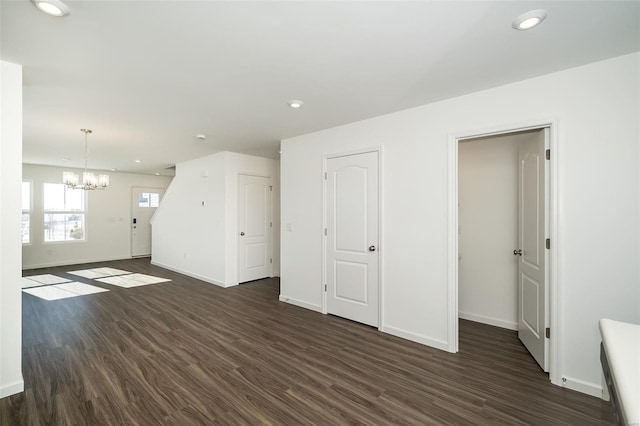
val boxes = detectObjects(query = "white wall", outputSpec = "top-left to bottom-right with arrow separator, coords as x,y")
152,151 -> 279,286
22,164 -> 172,269
152,152 -> 227,285
280,52 -> 640,397
0,60 -> 24,398
458,132 -> 540,331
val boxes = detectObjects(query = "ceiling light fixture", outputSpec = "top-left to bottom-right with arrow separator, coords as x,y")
288,100 -> 304,108
135,159 -> 142,163
512,10 -> 547,31
63,129 -> 109,191
30,0 -> 70,17
196,134 -> 207,140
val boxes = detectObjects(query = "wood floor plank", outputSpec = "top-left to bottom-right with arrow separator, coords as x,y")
1,258 -> 614,425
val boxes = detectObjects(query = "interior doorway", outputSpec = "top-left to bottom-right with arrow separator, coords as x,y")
457,129 -> 548,371
448,121 -> 559,384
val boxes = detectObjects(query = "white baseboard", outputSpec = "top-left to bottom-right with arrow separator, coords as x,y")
22,255 -> 132,271
150,260 -> 229,288
381,325 -> 449,352
278,295 -> 322,313
459,311 -> 518,331
560,376 -> 602,398
0,379 -> 24,399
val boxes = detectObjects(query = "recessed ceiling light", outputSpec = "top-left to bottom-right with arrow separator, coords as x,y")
155,172 -> 160,176
512,10 -> 547,31
30,0 -> 70,17
196,134 -> 206,140
288,100 -> 304,108
135,160 -> 142,163
110,168 -> 117,172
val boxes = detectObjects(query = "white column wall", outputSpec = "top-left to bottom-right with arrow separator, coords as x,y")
152,151 -> 279,287
152,152 -> 228,285
0,60 -> 24,399
280,53 -> 640,396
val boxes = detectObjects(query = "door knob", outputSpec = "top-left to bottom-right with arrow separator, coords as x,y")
513,249 -> 522,256
240,232 -> 245,236
369,245 -> 376,252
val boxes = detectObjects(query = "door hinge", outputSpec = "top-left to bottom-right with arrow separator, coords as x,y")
324,228 -> 327,236
324,284 -> 327,291
270,222 -> 272,228
545,327 -> 550,338
270,258 -> 272,264
269,185 -> 273,191
324,172 -> 327,180
546,238 -> 550,249
546,149 -> 550,160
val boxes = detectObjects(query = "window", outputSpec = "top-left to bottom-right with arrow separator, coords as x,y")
138,192 -> 160,208
22,181 -> 31,244
43,183 -> 85,242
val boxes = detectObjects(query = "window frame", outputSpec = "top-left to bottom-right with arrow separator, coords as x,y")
42,182 -> 88,244
138,192 -> 160,208
22,180 -> 32,245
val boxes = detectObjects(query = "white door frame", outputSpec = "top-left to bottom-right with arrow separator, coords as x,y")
237,173 -> 273,283
447,119 -> 561,386
322,147 -> 384,330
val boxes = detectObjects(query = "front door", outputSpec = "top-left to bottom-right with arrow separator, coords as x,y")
517,129 -> 548,371
131,187 -> 165,257
326,151 -> 379,327
238,175 -> 272,283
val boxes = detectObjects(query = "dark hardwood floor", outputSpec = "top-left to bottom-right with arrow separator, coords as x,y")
2,258 -> 613,425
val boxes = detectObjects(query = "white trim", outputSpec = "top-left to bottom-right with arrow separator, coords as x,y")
321,147 -> 383,328
381,325 -> 449,351
447,132 -> 459,353
448,118 -> 561,381
279,295 -> 323,313
561,376 -> 602,398
22,255 -> 133,270
378,146 -> 385,330
0,379 -> 24,399
547,122 -> 562,387
150,260 -> 231,288
459,311 -> 518,331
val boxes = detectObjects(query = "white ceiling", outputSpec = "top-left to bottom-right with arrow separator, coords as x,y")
2,1 -> 638,175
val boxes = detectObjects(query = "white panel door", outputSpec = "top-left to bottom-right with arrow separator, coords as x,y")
326,151 -> 379,327
517,131 -> 548,371
132,187 -> 165,257
238,175 -> 272,283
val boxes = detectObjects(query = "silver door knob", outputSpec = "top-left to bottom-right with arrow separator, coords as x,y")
513,249 -> 522,256
240,232 -> 245,236
369,245 -> 376,252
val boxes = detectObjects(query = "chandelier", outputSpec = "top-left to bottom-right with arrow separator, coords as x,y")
63,129 -> 109,190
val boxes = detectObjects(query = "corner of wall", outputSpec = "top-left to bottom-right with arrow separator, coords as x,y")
0,60 -> 25,398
